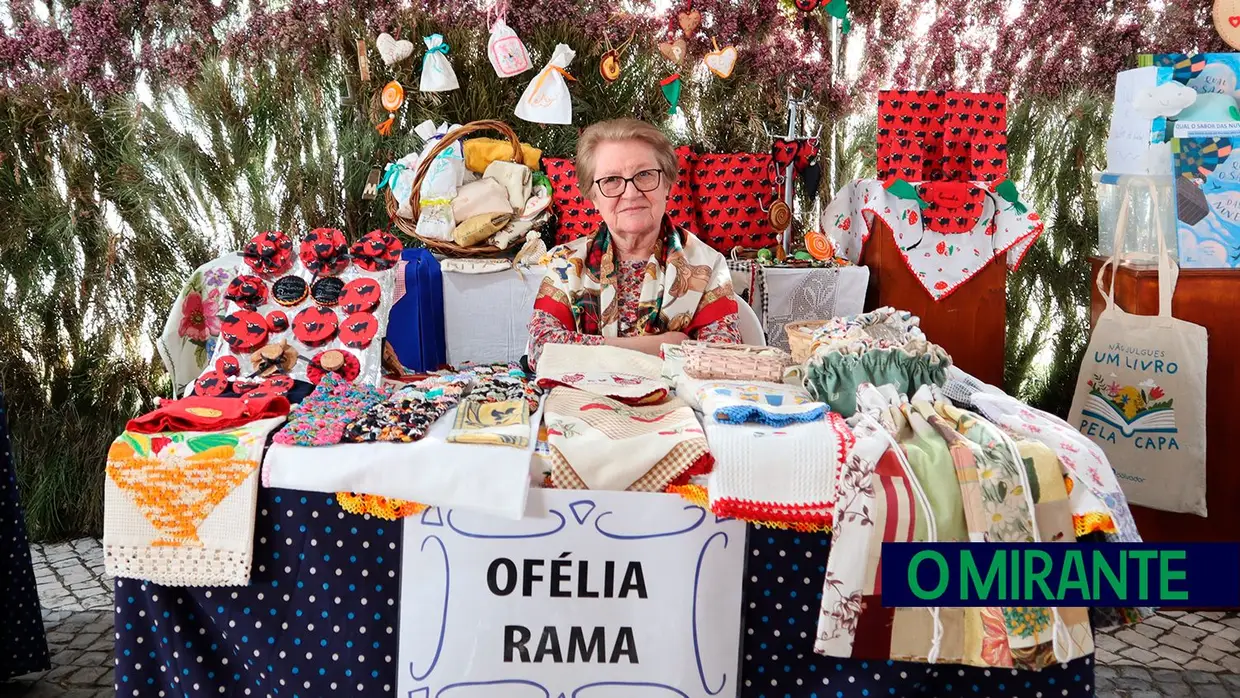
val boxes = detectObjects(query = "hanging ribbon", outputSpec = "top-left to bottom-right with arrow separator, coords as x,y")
530,65 -> 576,99
993,178 -> 1028,214
423,39 -> 451,64
885,178 -> 930,209
377,162 -> 406,191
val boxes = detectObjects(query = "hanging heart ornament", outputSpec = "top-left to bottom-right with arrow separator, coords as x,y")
658,38 -> 687,63
678,9 -> 702,33
376,32 -> 415,66
704,38 -> 737,79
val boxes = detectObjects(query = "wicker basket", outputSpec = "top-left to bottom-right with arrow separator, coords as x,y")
786,320 -> 829,364
681,340 -> 791,383
385,120 -> 525,258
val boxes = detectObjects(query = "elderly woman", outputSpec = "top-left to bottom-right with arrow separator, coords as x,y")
527,119 -> 741,368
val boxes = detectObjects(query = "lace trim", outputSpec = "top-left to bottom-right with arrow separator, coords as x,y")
337,492 -> 429,520
104,543 -> 252,587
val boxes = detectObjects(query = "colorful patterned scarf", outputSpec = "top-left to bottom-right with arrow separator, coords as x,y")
533,218 -> 737,337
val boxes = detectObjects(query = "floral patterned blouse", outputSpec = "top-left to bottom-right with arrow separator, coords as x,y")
528,260 -> 743,366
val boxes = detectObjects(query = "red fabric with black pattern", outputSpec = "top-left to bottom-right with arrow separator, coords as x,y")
917,182 -> 988,234
243,230 -> 294,277
299,228 -> 350,276
690,152 -> 779,253
307,351 -> 361,384
292,306 -> 339,347
350,229 -> 402,272
225,275 -> 268,310
340,312 -> 378,349
340,278 -> 382,314
877,90 -> 1007,183
545,146 -> 697,245
221,310 -> 269,352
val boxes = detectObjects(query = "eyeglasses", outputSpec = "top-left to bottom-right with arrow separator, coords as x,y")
593,169 -> 664,198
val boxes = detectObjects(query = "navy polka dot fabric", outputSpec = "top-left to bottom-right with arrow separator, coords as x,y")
0,389 -> 50,681
740,527 -> 1095,698
113,488 -> 402,697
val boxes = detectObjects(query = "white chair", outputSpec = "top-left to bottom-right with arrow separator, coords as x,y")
734,296 -> 766,346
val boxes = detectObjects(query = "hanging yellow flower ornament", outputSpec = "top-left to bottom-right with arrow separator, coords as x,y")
375,80 -> 405,136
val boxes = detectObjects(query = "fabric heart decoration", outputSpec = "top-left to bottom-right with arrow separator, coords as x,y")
771,138 -> 798,168
376,32 -> 414,66
704,41 -> 737,79
658,38 -> 687,63
1219,0 -> 1240,47
678,9 -> 702,34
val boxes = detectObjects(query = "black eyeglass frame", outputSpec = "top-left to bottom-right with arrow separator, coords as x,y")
591,168 -> 665,198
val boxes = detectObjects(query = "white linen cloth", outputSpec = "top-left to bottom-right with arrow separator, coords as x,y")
441,264 -> 545,364
263,402 -> 543,520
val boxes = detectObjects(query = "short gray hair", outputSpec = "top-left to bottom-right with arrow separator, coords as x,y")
575,118 -> 678,196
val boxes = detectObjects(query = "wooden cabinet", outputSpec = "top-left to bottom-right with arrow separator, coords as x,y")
861,218 -> 1008,386
1089,257 -> 1240,543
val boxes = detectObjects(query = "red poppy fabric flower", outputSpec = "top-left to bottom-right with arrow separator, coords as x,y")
300,228 -> 350,276
339,312 -> 378,349
340,278 -> 382,314
221,310 -> 269,352
307,350 -> 361,384
292,306 -> 339,346
243,230 -> 294,276
225,275 -> 269,310
350,230 -> 403,272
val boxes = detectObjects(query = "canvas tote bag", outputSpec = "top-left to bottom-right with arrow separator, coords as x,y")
1067,178 -> 1208,516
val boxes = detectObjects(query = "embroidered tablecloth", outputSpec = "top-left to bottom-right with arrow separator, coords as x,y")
823,179 -> 1041,301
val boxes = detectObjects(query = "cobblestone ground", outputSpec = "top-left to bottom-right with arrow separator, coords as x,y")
1,540 -> 113,698
2,539 -> 1239,697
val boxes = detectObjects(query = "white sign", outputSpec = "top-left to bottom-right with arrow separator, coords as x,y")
398,489 -> 748,698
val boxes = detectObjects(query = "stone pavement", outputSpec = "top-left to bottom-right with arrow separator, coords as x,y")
1,540 -> 113,698
1,538 -> 1239,697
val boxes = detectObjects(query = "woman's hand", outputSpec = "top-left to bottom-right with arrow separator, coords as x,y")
604,331 -> 689,356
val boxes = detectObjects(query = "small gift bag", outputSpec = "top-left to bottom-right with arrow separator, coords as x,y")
515,44 -> 576,125
420,34 -> 460,93
488,12 -> 531,78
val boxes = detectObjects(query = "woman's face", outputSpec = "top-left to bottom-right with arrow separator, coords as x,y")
589,139 -> 669,238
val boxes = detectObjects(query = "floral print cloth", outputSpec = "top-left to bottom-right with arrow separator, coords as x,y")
527,219 -> 741,369
158,253 -> 242,391
823,178 -> 1042,301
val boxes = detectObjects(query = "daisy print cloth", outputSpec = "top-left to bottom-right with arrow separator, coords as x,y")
823,178 -> 1043,300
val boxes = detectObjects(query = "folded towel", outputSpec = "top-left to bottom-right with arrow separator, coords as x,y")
452,177 -> 513,223
463,138 -> 543,173
484,160 -> 533,210
695,380 -> 827,426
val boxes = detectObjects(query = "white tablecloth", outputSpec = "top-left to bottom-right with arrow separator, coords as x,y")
441,265 -> 545,364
